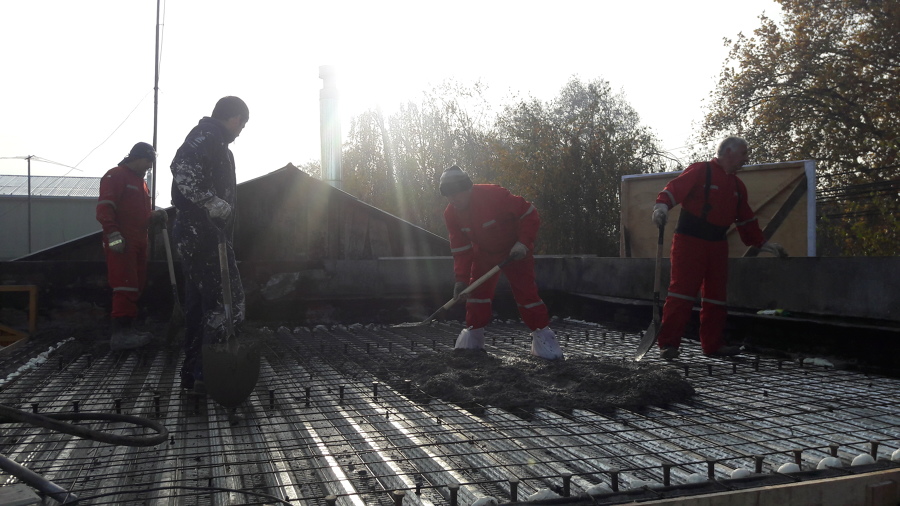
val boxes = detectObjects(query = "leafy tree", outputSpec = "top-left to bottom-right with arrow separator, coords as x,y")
495,77 -> 667,255
340,78 -> 666,255
342,81 -> 498,234
700,0 -> 900,255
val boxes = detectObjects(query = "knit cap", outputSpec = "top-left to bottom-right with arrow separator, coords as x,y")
439,165 -> 473,196
120,142 -> 156,165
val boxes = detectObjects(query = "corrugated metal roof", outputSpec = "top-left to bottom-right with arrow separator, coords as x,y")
0,174 -> 101,197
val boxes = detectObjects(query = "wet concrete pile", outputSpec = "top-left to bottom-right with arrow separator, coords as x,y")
370,349 -> 695,416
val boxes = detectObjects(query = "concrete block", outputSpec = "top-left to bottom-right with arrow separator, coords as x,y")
0,484 -> 41,506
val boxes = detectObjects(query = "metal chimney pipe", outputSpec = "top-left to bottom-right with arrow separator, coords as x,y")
319,65 -> 342,190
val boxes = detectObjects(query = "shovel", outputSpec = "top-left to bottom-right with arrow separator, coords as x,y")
202,226 -> 260,408
634,224 -> 665,361
160,223 -> 185,344
394,257 -> 513,328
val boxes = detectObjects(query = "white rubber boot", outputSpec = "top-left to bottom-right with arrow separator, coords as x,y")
454,327 -> 486,350
531,326 -> 563,360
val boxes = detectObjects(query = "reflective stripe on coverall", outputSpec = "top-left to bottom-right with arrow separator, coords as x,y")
655,160 -> 766,353
443,184 -> 548,330
96,166 -> 151,319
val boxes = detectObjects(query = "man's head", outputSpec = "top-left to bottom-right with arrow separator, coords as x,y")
440,165 -> 474,209
211,96 -> 249,139
716,136 -> 750,174
120,142 -> 156,173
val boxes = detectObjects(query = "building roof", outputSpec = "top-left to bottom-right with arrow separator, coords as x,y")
0,174 -> 101,197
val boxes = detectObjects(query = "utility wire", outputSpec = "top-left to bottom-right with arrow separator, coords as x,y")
31,156 -> 82,172
69,90 -> 153,175
0,156 -> 82,173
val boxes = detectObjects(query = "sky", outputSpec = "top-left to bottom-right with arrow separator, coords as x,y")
0,0 -> 782,208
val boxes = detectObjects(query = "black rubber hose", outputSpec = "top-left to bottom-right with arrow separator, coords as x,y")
0,403 -> 168,447
0,453 -> 78,504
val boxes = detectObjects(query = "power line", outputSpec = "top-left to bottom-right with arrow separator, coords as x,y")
69,90 -> 152,175
31,156 -> 82,171
0,156 -> 82,172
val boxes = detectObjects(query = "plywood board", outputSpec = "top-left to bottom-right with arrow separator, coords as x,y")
620,160 -> 816,258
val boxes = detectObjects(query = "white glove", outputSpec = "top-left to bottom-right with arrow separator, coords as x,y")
760,242 -> 788,258
651,203 -> 668,228
203,196 -> 232,222
106,231 -> 125,253
453,281 -> 469,300
509,241 -> 528,260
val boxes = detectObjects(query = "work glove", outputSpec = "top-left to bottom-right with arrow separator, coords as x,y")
203,196 -> 231,225
509,241 -> 528,260
149,209 -> 168,228
453,281 -> 469,300
651,203 -> 668,228
760,242 -> 788,258
106,231 -> 125,253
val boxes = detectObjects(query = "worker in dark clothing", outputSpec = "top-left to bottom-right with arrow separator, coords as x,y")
170,96 -> 249,391
651,136 -> 787,360
440,165 -> 563,360
96,142 -> 167,350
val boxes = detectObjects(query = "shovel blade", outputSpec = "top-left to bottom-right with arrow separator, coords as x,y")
634,320 -> 659,361
202,339 -> 260,408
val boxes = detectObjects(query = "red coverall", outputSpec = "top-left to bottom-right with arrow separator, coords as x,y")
96,166 -> 151,319
443,184 -> 549,330
655,160 -> 766,353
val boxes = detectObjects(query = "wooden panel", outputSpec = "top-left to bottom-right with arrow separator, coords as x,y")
620,161 -> 815,258
305,172 -> 331,261
346,205 -> 369,259
368,219 -> 393,258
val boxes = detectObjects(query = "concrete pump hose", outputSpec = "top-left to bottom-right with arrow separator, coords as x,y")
0,402 -> 168,447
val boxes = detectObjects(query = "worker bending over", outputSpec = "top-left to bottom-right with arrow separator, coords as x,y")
440,165 -> 563,360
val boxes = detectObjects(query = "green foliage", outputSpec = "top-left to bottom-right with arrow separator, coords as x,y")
342,81 -> 496,234
494,78 -> 668,255
340,77 -> 667,255
700,0 -> 900,256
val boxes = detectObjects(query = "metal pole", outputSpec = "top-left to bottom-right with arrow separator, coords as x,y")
319,65 -> 342,190
151,0 -> 160,210
26,155 -> 32,253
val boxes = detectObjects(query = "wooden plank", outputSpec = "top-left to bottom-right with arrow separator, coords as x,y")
0,324 -> 29,350
368,219 -> 393,258
744,173 -> 809,257
347,207 -> 368,259
305,177 -> 330,261
639,468 -> 900,505
0,285 -> 37,333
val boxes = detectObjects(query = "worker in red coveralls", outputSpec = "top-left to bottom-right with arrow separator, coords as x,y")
440,165 -> 563,360
651,136 -> 787,360
96,142 -> 167,350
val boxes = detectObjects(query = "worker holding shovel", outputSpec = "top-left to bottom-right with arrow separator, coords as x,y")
650,136 -> 787,360
96,142 -> 168,350
440,165 -> 563,360
170,96 -> 249,393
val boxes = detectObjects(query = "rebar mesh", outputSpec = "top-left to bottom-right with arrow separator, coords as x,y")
1,318 -> 899,505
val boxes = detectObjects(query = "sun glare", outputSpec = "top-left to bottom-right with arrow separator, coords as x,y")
331,63 -> 431,122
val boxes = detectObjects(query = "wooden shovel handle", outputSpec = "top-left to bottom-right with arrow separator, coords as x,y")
450,256 -> 513,306
652,224 -> 664,322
